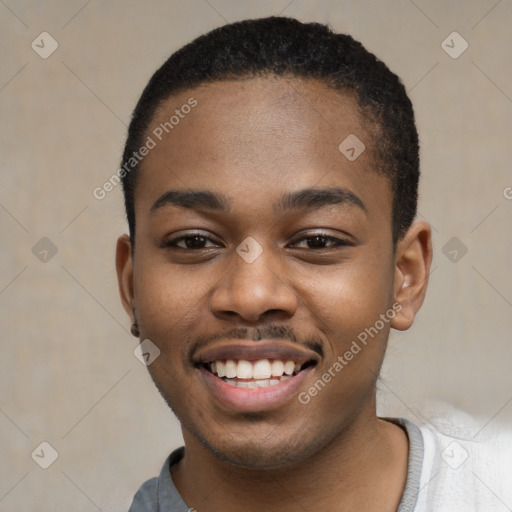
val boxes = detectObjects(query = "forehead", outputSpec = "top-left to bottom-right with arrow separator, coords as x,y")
149,76 -> 365,165
136,76 -> 390,221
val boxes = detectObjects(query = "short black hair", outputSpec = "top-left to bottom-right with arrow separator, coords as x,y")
120,16 -> 419,246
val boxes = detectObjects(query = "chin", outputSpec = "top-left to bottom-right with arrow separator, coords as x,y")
153,376 -> 341,470
198,434 -> 310,470
188,413 -> 334,470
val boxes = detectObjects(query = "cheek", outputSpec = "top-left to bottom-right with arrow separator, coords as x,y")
304,259 -> 392,326
135,254 -> 210,311
133,260 -> 213,352
299,270 -> 392,415
298,259 -> 393,366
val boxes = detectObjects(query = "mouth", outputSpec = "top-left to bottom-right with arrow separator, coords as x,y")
201,358 -> 317,389
193,341 -> 319,412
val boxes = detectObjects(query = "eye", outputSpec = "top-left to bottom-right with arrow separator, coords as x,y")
289,233 -> 353,250
161,232 -> 221,250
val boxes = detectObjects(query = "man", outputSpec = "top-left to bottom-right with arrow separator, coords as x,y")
116,16 -> 508,511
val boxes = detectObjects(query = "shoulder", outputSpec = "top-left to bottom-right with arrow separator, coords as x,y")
128,476 -> 159,512
128,447 -> 188,512
409,402 -> 512,511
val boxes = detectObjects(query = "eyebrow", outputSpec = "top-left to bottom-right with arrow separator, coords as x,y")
150,186 -> 367,215
274,187 -> 367,215
150,190 -> 230,213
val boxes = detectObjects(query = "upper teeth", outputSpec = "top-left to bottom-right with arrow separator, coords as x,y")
210,359 -> 301,380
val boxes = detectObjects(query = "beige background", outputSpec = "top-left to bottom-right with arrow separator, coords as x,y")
1,0 -> 511,510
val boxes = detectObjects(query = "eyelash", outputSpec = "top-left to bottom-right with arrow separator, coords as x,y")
291,234 -> 352,249
162,232 -> 220,250
161,231 -> 353,250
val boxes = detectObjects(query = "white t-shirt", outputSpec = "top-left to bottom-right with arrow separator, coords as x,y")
397,408 -> 512,511
129,412 -> 512,511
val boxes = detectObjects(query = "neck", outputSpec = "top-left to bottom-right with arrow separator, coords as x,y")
171,403 -> 408,512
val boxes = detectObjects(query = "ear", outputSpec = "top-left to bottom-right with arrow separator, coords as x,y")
116,234 -> 135,324
391,221 -> 432,331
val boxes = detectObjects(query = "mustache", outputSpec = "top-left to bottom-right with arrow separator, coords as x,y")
189,323 -> 324,359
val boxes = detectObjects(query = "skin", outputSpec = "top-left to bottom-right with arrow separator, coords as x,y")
116,76 -> 432,511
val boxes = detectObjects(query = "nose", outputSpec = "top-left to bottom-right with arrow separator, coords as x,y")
210,246 -> 298,324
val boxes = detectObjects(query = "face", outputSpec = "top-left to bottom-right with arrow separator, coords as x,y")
117,76 -> 430,469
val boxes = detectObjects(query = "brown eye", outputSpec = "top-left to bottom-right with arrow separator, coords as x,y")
305,236 -> 333,248
180,236 -> 210,249
290,234 -> 352,249
162,233 -> 220,250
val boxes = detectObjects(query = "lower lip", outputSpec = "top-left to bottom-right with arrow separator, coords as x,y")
199,367 -> 314,412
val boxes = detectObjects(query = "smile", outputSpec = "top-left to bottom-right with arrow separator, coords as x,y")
194,340 -> 320,411
205,358 -> 316,389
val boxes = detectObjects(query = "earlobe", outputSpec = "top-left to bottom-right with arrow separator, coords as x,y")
391,221 -> 432,331
116,234 -> 135,324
